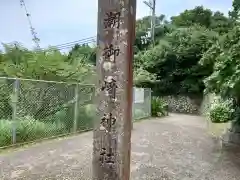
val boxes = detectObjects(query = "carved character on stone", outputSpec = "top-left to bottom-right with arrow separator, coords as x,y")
104,12 -> 121,29
102,44 -> 120,62
99,147 -> 107,164
99,147 -> 115,165
101,113 -> 117,130
101,76 -> 117,100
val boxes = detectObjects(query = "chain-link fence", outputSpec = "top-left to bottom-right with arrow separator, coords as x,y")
0,77 -> 151,148
0,77 -> 95,147
132,87 -> 151,120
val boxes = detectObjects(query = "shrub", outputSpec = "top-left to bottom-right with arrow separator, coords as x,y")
16,116 -> 67,142
209,100 -> 235,123
45,104 -> 96,132
151,96 -> 168,117
0,120 -> 12,147
0,104 -> 96,147
0,116 -> 67,147
77,104 -> 96,130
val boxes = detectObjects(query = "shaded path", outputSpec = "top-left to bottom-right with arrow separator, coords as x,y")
0,114 -> 240,179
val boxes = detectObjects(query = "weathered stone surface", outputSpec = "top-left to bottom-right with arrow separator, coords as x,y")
94,0 -> 136,179
0,114 -> 240,180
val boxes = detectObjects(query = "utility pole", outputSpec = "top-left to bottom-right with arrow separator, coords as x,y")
20,0 -> 41,49
143,0 -> 156,46
93,0 -> 136,180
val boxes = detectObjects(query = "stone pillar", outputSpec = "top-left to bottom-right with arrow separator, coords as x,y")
93,0 -> 136,180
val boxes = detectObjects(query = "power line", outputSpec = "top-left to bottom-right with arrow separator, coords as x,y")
3,36 -> 97,52
20,0 -> 41,49
18,1 -> 97,51
40,36 -> 96,52
56,40 -> 96,50
3,38 -> 96,52
53,36 -> 96,49
41,37 -> 96,52
17,0 -> 96,52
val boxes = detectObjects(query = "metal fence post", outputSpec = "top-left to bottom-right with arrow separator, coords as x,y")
12,79 -> 19,144
73,84 -> 79,133
149,88 -> 152,117
132,87 -> 135,129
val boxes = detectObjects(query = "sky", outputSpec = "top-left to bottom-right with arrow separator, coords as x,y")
0,0 -> 233,50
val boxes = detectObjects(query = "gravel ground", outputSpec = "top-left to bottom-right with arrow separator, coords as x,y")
0,114 -> 240,180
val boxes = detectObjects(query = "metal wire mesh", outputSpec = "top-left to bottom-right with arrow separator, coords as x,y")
132,87 -> 152,120
0,77 -> 95,147
0,78 -> 14,147
0,77 -> 151,147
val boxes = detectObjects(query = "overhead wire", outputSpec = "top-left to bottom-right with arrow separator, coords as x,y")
18,0 -> 97,53
3,37 -> 97,53
53,38 -> 96,51
53,36 -> 96,48
55,39 -> 96,51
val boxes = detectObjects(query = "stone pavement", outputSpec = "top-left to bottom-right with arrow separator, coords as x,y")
0,114 -> 240,179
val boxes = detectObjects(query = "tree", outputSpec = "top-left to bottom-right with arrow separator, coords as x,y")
133,67 -> 157,87
0,43 -> 95,83
139,26 -> 218,95
171,6 -> 233,34
209,11 -> 233,34
229,0 -> 240,20
68,44 -> 96,65
201,26 -> 240,102
171,6 -> 213,28
200,24 -> 240,127
0,43 -> 96,121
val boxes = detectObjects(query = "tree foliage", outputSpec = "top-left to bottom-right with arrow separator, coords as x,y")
201,26 -> 240,101
133,4 -> 237,97
138,26 -> 218,94
0,43 -> 96,124
133,1 -> 240,125
229,0 -> 240,20
0,43 -> 95,83
171,6 -> 213,28
68,44 -> 97,65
